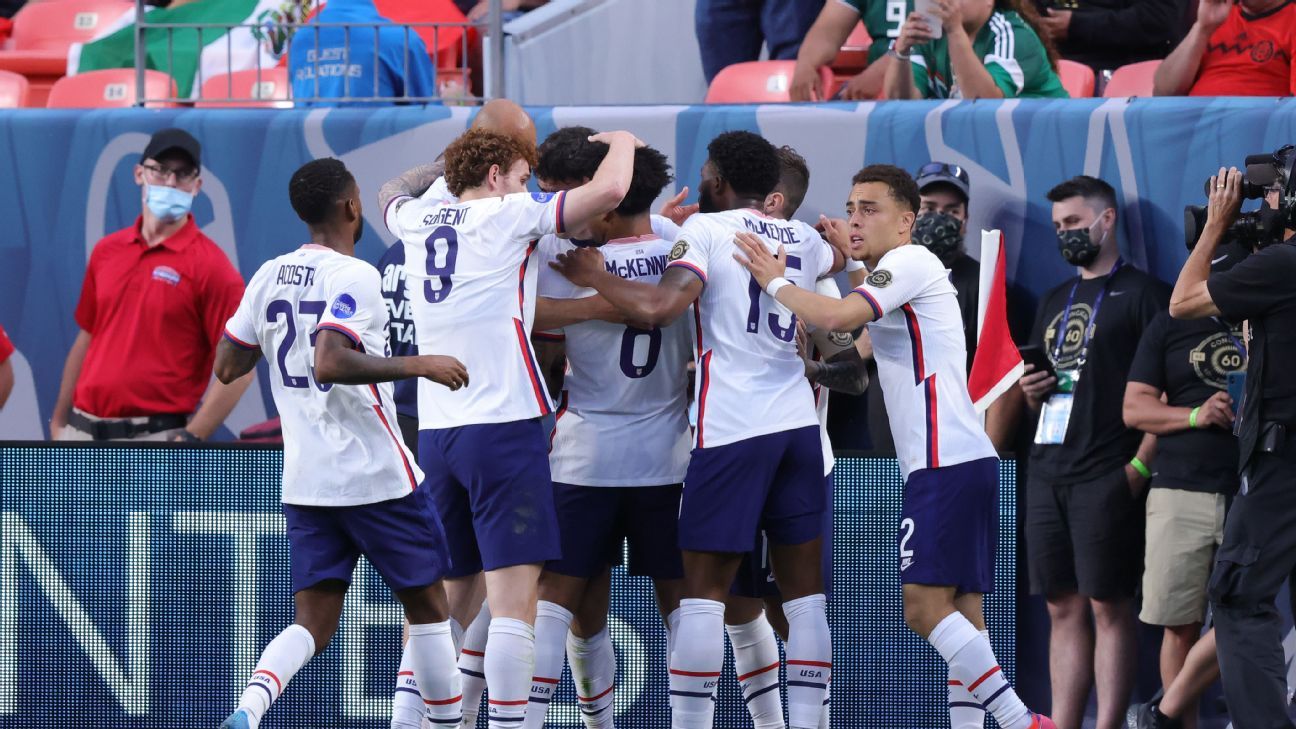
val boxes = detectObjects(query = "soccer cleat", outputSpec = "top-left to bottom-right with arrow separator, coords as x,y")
218,708 -> 257,729
1028,713 -> 1057,729
1133,699 -> 1183,729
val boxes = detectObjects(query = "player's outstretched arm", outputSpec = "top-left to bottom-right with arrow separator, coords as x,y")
807,328 -> 870,395
314,330 -> 468,390
377,162 -> 442,213
557,131 -> 639,234
214,337 -> 261,385
534,295 -> 627,331
551,247 -> 701,328
734,232 -> 875,332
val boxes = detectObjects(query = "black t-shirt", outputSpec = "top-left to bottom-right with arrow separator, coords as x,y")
1208,241 -> 1296,458
949,252 -> 981,374
1028,265 -> 1170,484
1127,311 -> 1242,494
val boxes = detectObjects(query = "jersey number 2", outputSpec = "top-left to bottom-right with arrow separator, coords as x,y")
745,255 -> 801,342
423,226 -> 459,303
267,299 -> 332,392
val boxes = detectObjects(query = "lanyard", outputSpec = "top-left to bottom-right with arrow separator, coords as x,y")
1212,316 -> 1247,362
1051,258 -> 1124,370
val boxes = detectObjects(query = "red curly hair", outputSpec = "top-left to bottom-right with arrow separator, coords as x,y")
442,128 -> 539,196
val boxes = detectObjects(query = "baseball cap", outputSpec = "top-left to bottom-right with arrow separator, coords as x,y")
915,161 -> 969,200
141,128 -> 201,170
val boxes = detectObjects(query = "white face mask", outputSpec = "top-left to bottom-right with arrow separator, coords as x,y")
144,183 -> 194,222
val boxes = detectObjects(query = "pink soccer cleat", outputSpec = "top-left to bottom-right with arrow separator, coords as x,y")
1029,713 -> 1058,729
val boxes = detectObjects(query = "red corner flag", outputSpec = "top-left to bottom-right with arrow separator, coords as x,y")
968,230 -> 1023,413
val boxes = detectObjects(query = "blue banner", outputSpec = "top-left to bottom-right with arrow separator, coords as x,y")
0,447 -> 1015,727
1,99 -> 1293,439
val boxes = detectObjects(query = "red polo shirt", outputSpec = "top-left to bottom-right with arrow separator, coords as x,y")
1191,0 -> 1296,96
73,215 -> 245,418
0,324 -> 13,365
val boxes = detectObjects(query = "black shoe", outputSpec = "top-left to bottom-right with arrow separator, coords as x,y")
1134,695 -> 1183,729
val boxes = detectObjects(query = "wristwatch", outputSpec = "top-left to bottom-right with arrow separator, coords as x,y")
174,429 -> 202,443
887,39 -> 912,60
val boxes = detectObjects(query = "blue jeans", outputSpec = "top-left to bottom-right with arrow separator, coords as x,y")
695,0 -> 826,82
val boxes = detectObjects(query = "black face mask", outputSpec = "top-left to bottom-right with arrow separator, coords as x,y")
913,212 -> 963,264
1057,220 -> 1105,266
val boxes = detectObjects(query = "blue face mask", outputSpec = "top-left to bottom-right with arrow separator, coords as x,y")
145,184 -> 194,222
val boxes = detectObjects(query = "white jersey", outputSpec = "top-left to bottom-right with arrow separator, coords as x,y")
668,208 -> 835,448
851,244 -> 996,479
386,190 -> 566,428
810,278 -> 841,476
421,175 -> 457,206
224,245 -> 422,506
536,234 -> 692,486
651,214 -> 681,242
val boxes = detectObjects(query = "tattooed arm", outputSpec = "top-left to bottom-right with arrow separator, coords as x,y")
378,162 -> 443,213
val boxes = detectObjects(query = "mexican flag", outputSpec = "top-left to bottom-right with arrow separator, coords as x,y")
68,0 -> 313,99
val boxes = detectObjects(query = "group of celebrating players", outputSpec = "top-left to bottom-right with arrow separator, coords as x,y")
211,99 -> 1054,729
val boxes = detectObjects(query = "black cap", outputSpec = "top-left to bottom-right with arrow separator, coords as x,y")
915,161 -> 969,200
141,128 -> 201,169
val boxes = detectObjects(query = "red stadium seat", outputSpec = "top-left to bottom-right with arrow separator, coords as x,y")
1057,60 -> 1095,98
0,0 -> 133,107
706,61 -> 836,104
1102,60 -> 1161,98
46,69 -> 179,108
0,70 -> 29,108
194,68 -> 292,108
832,22 -> 874,75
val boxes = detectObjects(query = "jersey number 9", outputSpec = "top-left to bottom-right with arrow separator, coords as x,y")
423,226 -> 459,303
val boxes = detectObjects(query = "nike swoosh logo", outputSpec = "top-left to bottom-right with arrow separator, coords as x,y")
1212,255 -> 1229,264
1110,290 -> 1126,296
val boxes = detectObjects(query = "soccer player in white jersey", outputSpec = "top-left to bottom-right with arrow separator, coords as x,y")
724,146 -> 871,729
507,129 -> 690,729
734,164 -> 1055,729
377,98 -> 538,729
213,159 -> 469,729
378,127 -> 640,729
551,131 -> 843,729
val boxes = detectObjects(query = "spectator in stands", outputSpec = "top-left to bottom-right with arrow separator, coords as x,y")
289,0 -> 437,106
1153,0 -> 1295,95
1123,246 -> 1245,729
696,0 -> 826,83
464,0 -> 549,22
885,0 -> 1070,98
49,129 -> 251,442
0,324 -> 13,410
1032,0 -> 1185,72
1018,175 -> 1167,729
791,0 -> 906,101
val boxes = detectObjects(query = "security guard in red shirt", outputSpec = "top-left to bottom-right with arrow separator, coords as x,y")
50,128 -> 251,441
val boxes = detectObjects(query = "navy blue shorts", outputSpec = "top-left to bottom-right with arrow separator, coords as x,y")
731,472 -> 834,599
418,418 -> 561,577
282,487 -> 450,594
547,483 -> 684,580
679,425 -> 825,554
899,457 -> 998,595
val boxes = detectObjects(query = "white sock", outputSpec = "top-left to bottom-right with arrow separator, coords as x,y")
392,646 -> 426,729
459,602 -> 491,729
946,629 -> 990,729
929,614 -> 1030,729
523,601 -> 572,729
725,614 -> 784,729
818,680 -> 830,729
784,595 -> 831,729
236,623 -> 315,726
665,607 -> 682,662
485,617 -> 535,729
450,617 -> 466,655
568,628 -> 616,729
669,598 -> 725,729
409,622 -> 464,727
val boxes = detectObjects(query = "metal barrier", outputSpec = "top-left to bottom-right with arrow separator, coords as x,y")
129,0 -> 507,106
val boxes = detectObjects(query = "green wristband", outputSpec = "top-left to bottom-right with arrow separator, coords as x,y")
1129,456 -> 1151,479
1189,406 -> 1201,429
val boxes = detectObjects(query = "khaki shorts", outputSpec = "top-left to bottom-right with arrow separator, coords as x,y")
1140,487 -> 1226,627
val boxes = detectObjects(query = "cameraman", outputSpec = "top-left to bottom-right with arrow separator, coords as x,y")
1169,167 -> 1296,728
